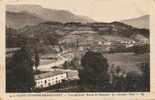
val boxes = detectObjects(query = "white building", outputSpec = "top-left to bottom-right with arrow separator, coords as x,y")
104,41 -> 112,46
126,44 -> 134,48
34,71 -> 67,88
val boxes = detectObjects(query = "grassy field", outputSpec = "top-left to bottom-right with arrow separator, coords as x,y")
104,52 -> 149,75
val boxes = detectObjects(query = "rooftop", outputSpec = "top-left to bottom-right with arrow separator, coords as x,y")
34,71 -> 66,80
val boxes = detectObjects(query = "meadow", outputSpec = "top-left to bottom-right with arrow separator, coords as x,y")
104,52 -> 149,75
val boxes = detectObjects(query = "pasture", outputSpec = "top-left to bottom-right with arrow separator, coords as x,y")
104,52 -> 149,75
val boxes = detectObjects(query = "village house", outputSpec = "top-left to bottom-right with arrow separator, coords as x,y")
34,71 -> 68,88
120,40 -> 135,44
103,41 -> 112,46
120,40 -> 136,48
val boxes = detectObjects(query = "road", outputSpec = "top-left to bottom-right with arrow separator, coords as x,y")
34,54 -> 68,71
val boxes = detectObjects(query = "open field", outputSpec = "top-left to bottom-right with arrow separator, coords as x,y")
104,52 -> 149,75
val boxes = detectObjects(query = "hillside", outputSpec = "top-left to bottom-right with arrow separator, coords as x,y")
6,5 -> 95,29
6,21 -> 149,49
6,11 -> 45,29
121,15 -> 149,29
6,5 -> 149,48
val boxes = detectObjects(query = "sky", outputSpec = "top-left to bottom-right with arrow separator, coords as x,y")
8,0 -> 150,22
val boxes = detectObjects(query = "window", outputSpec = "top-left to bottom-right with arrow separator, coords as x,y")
45,80 -> 47,84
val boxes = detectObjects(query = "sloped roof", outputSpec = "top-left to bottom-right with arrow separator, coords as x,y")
34,71 -> 65,80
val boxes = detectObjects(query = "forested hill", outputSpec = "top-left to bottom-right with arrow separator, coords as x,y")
6,21 -> 149,48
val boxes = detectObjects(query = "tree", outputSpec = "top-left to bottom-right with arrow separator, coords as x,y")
140,63 -> 150,91
6,45 -> 35,92
63,61 -> 69,69
34,48 -> 40,71
79,51 -> 110,91
124,71 -> 144,92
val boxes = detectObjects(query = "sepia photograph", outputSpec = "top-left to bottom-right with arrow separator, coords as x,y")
5,0 -> 150,92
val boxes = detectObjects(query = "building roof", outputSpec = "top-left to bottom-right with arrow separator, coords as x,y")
34,71 -> 66,80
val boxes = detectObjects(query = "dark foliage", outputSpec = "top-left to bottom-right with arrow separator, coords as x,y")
133,44 -> 150,54
6,45 -> 35,92
140,63 -> 150,91
79,51 -> 110,90
91,21 -> 149,38
6,27 -> 27,47
34,47 -> 40,70
63,57 -> 81,69
110,63 -> 150,92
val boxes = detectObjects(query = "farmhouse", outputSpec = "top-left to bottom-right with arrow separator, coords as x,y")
34,71 -> 67,88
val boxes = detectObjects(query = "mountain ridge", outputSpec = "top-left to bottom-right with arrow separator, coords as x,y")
121,15 -> 149,29
6,11 -> 45,29
6,5 -> 149,29
6,5 -> 95,29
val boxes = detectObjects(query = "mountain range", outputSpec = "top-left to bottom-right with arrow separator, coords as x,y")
6,5 -> 149,29
6,4 -> 149,47
6,5 -> 95,29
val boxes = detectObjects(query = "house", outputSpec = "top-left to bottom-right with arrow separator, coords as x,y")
104,41 -> 112,46
34,71 -> 67,88
120,40 -> 135,44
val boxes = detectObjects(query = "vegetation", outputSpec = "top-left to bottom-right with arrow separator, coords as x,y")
43,51 -> 150,92
63,57 -> 81,69
6,27 -> 27,47
140,63 -> 150,91
6,45 -> 35,92
6,21 -> 149,49
133,44 -> 150,54
6,21 -> 150,92
79,51 -> 110,91
109,63 -> 150,92
34,47 -> 40,71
